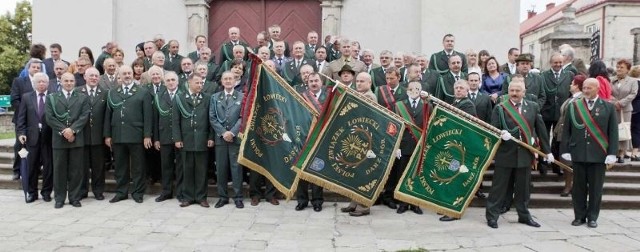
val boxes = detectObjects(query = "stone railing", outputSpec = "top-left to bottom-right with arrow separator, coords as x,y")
0,112 -> 14,133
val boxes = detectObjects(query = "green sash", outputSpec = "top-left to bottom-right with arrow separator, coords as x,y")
570,99 -> 609,154
395,102 -> 422,142
499,101 -> 533,145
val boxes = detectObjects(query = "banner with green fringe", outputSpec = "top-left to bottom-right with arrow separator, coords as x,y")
294,84 -> 405,207
395,106 -> 501,218
238,61 -> 318,200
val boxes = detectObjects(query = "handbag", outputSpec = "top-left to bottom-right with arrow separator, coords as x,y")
618,111 -> 632,141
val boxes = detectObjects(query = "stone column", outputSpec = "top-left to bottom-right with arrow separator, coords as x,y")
185,0 -> 211,52
320,0 -> 343,39
631,27 -> 640,65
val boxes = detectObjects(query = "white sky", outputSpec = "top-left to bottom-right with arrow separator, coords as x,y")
0,0 -> 556,22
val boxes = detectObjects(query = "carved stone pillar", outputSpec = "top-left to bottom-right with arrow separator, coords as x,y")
321,0 -> 343,39
631,27 -> 640,65
185,0 -> 211,52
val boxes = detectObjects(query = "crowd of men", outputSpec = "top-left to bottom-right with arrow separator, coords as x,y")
9,25 -> 620,229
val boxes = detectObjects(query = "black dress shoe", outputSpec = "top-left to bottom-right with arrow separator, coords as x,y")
439,215 -> 458,221
109,195 -> 128,203
133,197 -> 143,203
411,206 -> 423,215
487,220 -> 498,229
386,201 -> 398,209
200,200 -> 210,208
54,202 -> 64,209
518,219 -> 541,228
234,200 -> 244,209
214,199 -> 229,208
475,191 -> 486,199
42,194 -> 52,202
26,194 -> 37,203
397,205 -> 408,214
80,194 -> 88,199
313,204 -> 322,212
295,203 -> 308,211
71,201 -> 82,207
155,194 -> 172,202
94,194 -> 105,201
617,157 -> 625,163
587,220 -> 598,228
631,156 -> 640,162
12,173 -> 20,180
571,219 -> 586,226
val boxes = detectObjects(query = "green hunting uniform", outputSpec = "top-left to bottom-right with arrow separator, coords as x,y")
104,83 -> 153,201
77,85 -> 108,198
561,97 -> 618,223
154,88 -> 183,200
45,90 -> 90,204
435,71 -> 468,105
173,90 -> 213,204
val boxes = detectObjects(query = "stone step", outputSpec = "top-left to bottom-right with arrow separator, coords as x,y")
2,175 -> 640,209
482,169 -> 640,184
0,152 -> 14,165
480,181 -> 640,196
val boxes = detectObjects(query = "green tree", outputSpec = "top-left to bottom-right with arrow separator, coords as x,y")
0,0 -> 32,95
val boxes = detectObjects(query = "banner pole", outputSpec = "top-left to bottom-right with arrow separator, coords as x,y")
424,93 -> 573,173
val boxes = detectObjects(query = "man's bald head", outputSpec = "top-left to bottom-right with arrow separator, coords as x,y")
582,78 -> 600,99
355,72 -> 372,93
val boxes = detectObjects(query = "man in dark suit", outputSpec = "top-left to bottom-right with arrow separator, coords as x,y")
216,45 -> 247,83
77,68 -> 108,200
391,81 -> 426,215
188,35 -> 207,64
428,34 -> 468,74
178,58 -> 195,92
435,55 -> 467,105
326,36 -> 341,62
369,50 -> 393,88
281,41 -> 312,85
143,41 -> 157,71
485,76 -> 553,229
98,58 -> 119,90
195,47 -> 218,82
270,40 -> 291,76
164,40 -> 184,73
10,59 -> 43,180
43,43 -> 69,80
154,34 -> 169,54
210,71 -> 245,209
304,31 -> 319,60
416,54 -> 440,95
541,53 -> 574,176
561,78 -> 618,228
153,71 -> 182,202
173,74 -> 214,208
142,66 -> 165,185
375,67 -> 407,111
295,73 -> 326,212
104,65 -> 153,204
48,61 -> 68,93
74,56 -> 91,87
17,72 -> 54,203
268,24 -> 290,57
46,72 -> 90,208
500,48 -> 519,75
467,72 -> 493,123
218,27 -> 249,66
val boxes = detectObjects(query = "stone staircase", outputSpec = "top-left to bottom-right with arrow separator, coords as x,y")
1,140 -> 639,209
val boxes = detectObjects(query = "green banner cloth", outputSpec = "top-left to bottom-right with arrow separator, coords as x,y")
395,106 -> 501,218
238,63 -> 318,199
294,84 -> 405,207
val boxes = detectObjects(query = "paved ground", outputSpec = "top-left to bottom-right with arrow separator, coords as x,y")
0,189 -> 639,252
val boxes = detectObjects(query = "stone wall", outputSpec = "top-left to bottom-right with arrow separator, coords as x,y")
0,112 -> 14,134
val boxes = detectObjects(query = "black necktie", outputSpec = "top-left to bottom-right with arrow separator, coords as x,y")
588,100 -> 594,110
391,89 -> 395,95
169,92 -> 174,100
554,72 -> 559,80
66,91 -> 71,100
278,58 -> 283,66
90,89 -> 95,97
412,100 -> 417,109
124,86 -> 129,95
455,75 -> 460,81
471,93 -> 476,101
515,102 -> 521,114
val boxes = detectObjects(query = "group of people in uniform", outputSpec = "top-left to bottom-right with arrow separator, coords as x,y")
9,26 -> 623,229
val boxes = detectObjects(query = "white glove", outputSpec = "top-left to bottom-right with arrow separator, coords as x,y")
604,155 -> 616,165
500,130 -> 512,141
420,91 -> 429,98
545,153 -> 555,163
396,149 -> 402,159
561,153 -> 571,161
